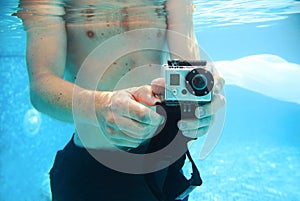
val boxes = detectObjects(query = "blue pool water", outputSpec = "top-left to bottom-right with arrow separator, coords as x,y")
1,1 -> 300,201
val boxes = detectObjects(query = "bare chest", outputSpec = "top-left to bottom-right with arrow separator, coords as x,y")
63,1 -> 167,84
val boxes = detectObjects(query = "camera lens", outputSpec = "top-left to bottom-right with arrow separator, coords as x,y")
185,68 -> 214,96
191,74 -> 207,90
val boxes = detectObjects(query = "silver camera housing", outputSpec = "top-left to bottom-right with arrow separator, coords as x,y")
163,60 -> 214,105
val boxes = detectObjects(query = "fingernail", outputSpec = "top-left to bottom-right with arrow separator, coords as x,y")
199,107 -> 206,117
180,122 -> 187,129
196,107 -> 206,119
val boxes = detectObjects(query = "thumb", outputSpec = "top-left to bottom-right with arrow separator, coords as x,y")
151,78 -> 165,96
129,86 -> 161,106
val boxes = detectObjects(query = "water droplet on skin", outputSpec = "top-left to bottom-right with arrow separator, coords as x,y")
23,109 -> 42,136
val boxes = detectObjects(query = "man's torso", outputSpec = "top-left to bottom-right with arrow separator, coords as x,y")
63,0 -> 168,90
62,0 -> 168,148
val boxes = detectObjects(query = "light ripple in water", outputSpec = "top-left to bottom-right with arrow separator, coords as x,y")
193,0 -> 300,29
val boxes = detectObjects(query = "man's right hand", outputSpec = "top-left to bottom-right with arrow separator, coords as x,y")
95,86 -> 165,148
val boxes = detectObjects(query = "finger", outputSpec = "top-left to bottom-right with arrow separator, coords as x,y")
111,98 -> 164,126
129,85 -> 161,106
213,71 -> 225,94
151,78 -> 165,96
195,94 -> 225,119
110,114 -> 157,140
195,104 -> 211,119
211,94 -> 226,114
109,137 -> 142,148
105,126 -> 143,146
182,126 -> 210,139
177,116 -> 212,131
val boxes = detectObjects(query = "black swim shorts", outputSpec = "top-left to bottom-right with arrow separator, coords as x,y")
49,103 -> 204,201
49,136 -> 189,201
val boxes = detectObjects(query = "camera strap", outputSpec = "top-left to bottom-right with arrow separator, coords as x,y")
143,101 -> 202,200
145,149 -> 202,201
175,150 -> 202,200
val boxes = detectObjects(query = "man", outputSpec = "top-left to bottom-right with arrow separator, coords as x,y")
17,0 -> 225,200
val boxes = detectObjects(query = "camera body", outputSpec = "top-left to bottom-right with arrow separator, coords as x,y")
163,60 -> 214,103
161,60 -> 214,118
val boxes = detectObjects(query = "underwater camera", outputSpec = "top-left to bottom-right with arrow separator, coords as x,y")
160,60 -> 214,118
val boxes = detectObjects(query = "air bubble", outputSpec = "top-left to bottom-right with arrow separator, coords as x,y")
23,108 -> 42,136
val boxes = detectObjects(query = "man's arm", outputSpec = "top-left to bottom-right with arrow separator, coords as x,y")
165,0 -> 200,60
17,0 -> 164,147
17,0 -> 92,123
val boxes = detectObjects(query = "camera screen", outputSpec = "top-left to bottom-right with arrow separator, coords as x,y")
170,74 -> 180,86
